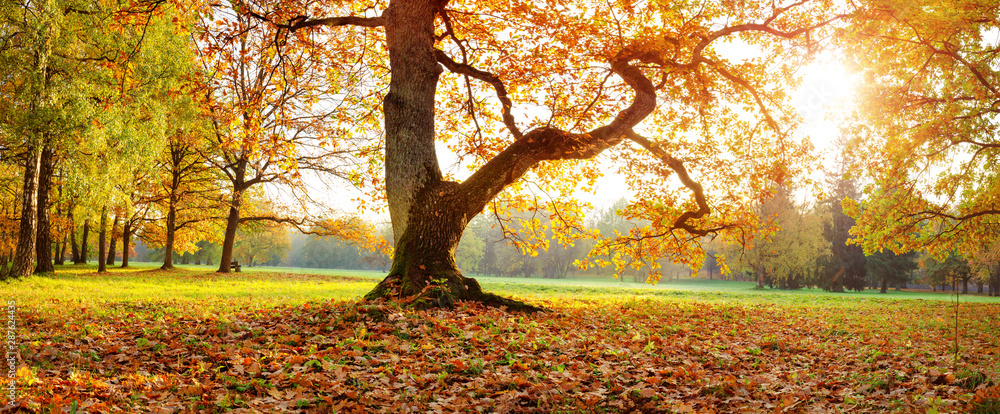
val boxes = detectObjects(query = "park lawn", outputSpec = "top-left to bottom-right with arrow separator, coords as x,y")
5,265 -> 1000,413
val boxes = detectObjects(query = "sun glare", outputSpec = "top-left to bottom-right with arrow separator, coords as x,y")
792,60 -> 858,157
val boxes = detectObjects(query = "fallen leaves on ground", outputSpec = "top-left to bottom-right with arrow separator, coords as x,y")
14,292 -> 1000,413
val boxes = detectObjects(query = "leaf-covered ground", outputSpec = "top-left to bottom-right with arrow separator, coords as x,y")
9,268 -> 1000,413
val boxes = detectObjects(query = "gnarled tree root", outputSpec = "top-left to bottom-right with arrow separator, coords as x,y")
364,273 -> 546,313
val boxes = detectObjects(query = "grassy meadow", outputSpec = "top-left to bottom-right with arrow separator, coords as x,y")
5,264 -> 1000,412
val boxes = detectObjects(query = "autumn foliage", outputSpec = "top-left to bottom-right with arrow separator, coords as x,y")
12,270 -> 1000,413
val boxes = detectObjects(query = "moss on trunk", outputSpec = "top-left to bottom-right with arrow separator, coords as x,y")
364,214 -> 543,313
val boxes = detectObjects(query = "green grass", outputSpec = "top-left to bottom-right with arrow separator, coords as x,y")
6,262 -> 996,319
5,263 -> 375,317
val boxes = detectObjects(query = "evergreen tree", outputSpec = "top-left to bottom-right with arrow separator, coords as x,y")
822,139 -> 867,292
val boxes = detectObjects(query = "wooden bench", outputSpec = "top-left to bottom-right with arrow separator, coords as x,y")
231,261 -> 241,272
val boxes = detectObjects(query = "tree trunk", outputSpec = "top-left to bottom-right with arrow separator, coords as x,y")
365,201 -> 524,310
162,204 -> 176,270
10,146 -> 43,279
34,146 -> 54,274
992,264 -> 999,297
79,219 -> 90,263
106,215 -> 118,265
961,278 -> 968,294
98,208 -> 108,273
69,210 -> 80,263
218,188 -> 242,273
880,275 -> 887,294
55,233 -> 66,265
218,157 -> 247,273
121,222 -> 131,268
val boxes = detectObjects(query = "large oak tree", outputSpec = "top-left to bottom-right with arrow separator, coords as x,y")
232,0 -> 845,308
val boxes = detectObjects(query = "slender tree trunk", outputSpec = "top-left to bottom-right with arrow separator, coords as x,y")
106,215 -> 118,265
69,210 -> 80,263
121,222 -> 131,268
11,0 -> 54,279
10,146 -> 43,279
218,166 -> 245,273
53,182 -> 65,266
162,205 -> 176,270
880,275 -> 888,294
218,200 -> 242,272
55,233 -> 66,265
98,208 -> 108,273
34,146 -> 54,274
992,264 -> 999,297
79,219 -> 90,264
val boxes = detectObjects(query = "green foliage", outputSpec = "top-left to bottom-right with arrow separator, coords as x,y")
867,249 -> 918,292
723,184 -> 829,290
822,150 -> 867,293
925,252 -> 973,291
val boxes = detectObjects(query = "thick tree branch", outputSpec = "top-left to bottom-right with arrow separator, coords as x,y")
234,0 -> 384,31
457,46 -> 658,218
709,60 -> 781,133
940,42 -> 1000,98
625,131 -> 712,236
434,49 -> 522,139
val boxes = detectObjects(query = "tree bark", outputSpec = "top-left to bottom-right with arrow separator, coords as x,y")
218,153 -> 251,273
79,219 -> 90,264
55,233 -> 66,265
98,208 -> 107,273
69,210 -> 80,263
162,203 -> 176,270
10,146 -> 43,279
34,146 -> 54,274
365,194 -> 527,309
992,263 -> 999,297
106,215 -> 118,265
880,276 -> 888,294
121,222 -> 131,268
218,185 -> 243,273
